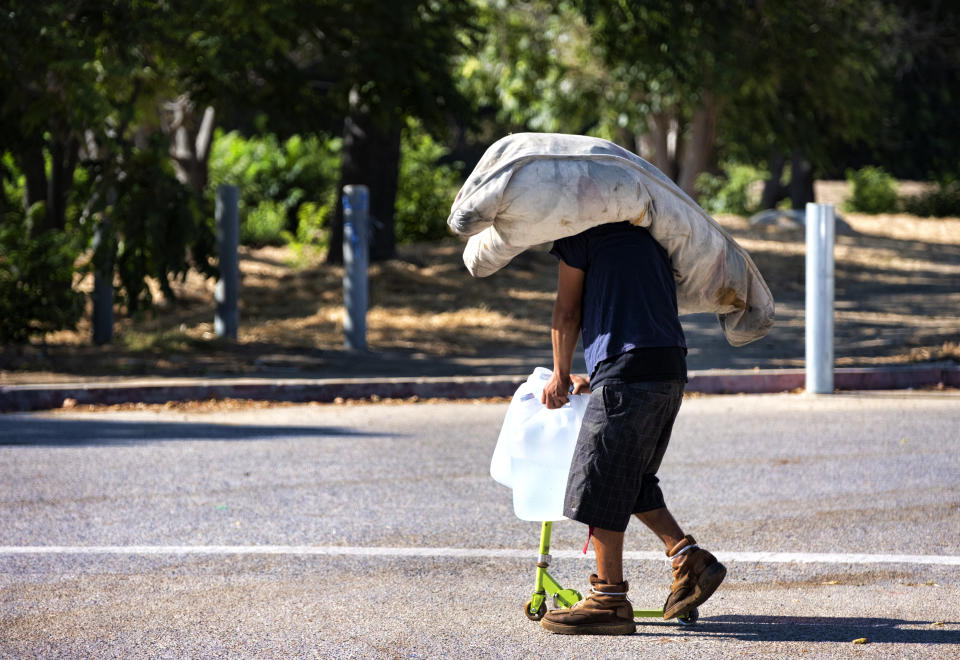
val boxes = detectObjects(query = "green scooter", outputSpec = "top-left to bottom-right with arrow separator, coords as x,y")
523,521 -> 699,625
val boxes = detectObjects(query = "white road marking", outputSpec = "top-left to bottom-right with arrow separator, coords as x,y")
0,546 -> 958,565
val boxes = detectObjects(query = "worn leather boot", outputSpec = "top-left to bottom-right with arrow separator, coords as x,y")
662,535 -> 726,619
540,574 -> 636,635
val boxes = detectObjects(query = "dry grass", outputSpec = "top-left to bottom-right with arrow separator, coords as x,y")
3,181 -> 959,381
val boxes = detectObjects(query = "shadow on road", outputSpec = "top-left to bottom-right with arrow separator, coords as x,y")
0,416 -> 397,447
640,615 -> 959,645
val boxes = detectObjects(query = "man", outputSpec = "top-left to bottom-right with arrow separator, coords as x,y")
538,220 -> 726,635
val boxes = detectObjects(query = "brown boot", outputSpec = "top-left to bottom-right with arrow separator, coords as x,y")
540,574 -> 636,635
662,535 -> 726,619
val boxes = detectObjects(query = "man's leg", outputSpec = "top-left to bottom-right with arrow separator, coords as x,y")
540,525 -> 635,635
592,527 -> 624,584
634,506 -> 685,551
636,507 -> 726,619
541,382 -> 663,635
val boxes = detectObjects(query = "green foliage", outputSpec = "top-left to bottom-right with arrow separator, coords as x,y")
697,164 -> 764,216
0,203 -> 85,343
458,1 -> 608,134
845,166 -> 899,214
295,201 -> 331,247
322,1 -> 478,135
571,0 -> 897,183
395,120 -> 463,243
242,201 -> 289,246
208,130 -> 340,246
901,179 -> 960,218
577,1 -> 745,118
1,153 -> 22,203
106,144 -> 216,315
209,121 -> 464,248
724,1 -> 896,169
870,1 -> 960,179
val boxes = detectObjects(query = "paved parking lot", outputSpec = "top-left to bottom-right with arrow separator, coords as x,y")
2,392 -> 958,658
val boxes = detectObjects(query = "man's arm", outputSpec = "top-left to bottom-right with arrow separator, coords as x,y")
542,260 -> 586,409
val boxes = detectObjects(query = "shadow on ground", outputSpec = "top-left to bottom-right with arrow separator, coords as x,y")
0,416 -> 397,446
638,615 -> 959,645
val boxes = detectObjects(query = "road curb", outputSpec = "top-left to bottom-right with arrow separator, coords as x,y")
688,364 -> 960,394
1,364 -> 957,412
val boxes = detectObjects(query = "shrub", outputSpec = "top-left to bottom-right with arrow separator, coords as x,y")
900,178 -> 960,217
108,146 -> 215,314
295,201 -> 331,247
241,200 -> 289,246
697,163 -> 764,216
845,166 -> 898,214
395,119 -> 464,243
208,131 -> 340,246
0,203 -> 85,343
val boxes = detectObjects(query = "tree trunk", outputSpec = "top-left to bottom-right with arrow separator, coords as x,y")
328,100 -> 402,264
21,145 -> 47,232
168,96 -> 216,193
760,152 -> 788,210
614,127 -> 637,153
19,136 -> 78,236
789,149 -> 815,210
643,111 -> 676,180
47,136 -> 79,233
677,95 -> 719,198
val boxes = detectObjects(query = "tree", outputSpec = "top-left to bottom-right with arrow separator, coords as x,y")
572,1 -> 753,195
866,0 -> 960,179
570,1 -> 897,207
319,1 -> 477,263
0,2 -> 253,321
0,1 -> 112,236
456,0 -> 609,136
725,1 -> 896,209
1,1 -> 332,323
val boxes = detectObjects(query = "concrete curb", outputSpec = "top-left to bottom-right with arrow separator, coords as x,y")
2,364 -> 958,412
688,364 -> 960,394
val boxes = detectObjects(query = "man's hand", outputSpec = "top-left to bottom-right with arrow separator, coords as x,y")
570,374 -> 591,395
541,372 -> 571,409
542,373 -> 591,409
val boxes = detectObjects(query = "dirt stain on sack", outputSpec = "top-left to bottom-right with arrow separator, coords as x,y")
629,206 -> 647,226
716,287 -> 746,310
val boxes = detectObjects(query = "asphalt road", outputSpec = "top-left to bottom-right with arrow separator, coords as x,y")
2,392 -> 958,658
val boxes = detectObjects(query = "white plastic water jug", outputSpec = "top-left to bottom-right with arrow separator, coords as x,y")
490,368 -> 588,521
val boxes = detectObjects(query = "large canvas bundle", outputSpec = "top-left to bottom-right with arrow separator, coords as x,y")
447,133 -> 774,346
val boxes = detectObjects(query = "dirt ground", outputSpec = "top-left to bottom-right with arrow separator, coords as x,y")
2,182 -> 958,384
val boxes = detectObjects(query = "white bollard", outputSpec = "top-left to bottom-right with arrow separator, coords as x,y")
342,185 -> 369,351
805,203 -> 835,394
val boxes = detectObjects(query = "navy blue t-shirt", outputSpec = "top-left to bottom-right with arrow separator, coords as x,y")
550,222 -> 686,385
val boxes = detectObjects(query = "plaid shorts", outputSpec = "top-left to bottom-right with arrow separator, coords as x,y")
563,380 -> 685,532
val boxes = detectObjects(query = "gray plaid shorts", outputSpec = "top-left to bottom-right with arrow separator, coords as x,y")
563,380 -> 685,532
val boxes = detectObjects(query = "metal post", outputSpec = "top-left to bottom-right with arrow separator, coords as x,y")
805,203 -> 835,394
92,188 -> 116,345
342,185 -> 369,351
215,184 -> 239,340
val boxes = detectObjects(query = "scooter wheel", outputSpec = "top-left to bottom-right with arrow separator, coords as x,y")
677,607 -> 699,625
523,600 -> 547,621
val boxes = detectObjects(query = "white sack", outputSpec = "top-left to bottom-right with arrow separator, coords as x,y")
448,133 -> 775,346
